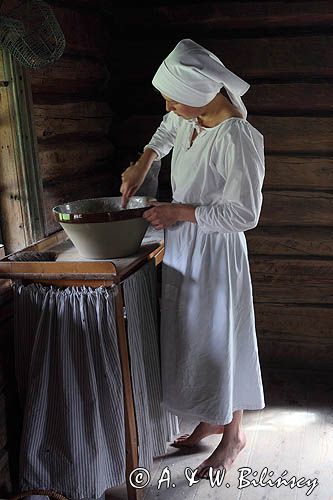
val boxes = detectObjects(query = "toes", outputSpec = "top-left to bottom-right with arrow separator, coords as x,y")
176,436 -> 190,442
211,467 -> 223,478
202,468 -> 210,479
170,434 -> 191,447
195,465 -> 210,479
172,433 -> 190,442
195,465 -> 225,480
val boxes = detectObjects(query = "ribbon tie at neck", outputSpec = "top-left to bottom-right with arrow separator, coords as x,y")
189,117 -> 204,134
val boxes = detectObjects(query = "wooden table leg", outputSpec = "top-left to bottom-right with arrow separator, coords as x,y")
114,285 -> 145,500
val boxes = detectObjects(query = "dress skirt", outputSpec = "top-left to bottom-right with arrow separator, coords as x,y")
160,221 -> 265,425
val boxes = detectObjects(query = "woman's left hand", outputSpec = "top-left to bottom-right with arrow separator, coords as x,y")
143,202 -> 180,230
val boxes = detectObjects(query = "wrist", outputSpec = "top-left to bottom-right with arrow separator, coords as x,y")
134,159 -> 150,174
177,204 -> 197,223
135,148 -> 157,173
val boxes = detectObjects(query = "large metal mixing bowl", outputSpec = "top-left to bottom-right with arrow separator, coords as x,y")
53,196 -> 154,259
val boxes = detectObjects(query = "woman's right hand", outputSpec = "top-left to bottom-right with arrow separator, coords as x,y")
120,161 -> 147,208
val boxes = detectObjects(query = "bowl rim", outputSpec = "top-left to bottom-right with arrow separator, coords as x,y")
52,196 -> 155,224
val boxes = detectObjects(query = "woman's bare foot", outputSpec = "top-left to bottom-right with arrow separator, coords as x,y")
195,411 -> 246,479
170,422 -> 224,448
195,429 -> 246,478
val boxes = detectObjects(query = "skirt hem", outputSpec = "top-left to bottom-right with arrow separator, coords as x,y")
162,401 -> 266,427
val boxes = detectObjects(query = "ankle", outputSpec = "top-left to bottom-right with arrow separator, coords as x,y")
224,428 -> 245,443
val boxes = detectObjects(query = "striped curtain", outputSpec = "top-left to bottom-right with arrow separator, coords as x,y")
14,283 -> 125,499
13,260 -> 178,499
123,260 -> 179,470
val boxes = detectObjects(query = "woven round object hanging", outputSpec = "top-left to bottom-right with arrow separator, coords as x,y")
0,0 -> 65,69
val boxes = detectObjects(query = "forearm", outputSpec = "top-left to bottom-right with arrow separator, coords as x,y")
194,198 -> 262,233
136,148 -> 158,174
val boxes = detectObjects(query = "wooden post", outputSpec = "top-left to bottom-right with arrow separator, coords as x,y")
114,286 -> 144,500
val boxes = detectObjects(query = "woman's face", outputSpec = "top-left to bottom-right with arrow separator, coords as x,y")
161,94 -> 203,119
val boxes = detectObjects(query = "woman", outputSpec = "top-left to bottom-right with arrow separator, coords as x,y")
120,39 -> 265,479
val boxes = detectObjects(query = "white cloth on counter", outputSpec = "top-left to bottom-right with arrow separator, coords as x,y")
144,111 -> 266,424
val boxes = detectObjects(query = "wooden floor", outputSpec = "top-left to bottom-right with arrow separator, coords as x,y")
107,368 -> 333,500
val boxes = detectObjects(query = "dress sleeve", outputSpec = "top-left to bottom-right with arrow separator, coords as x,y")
143,111 -> 180,161
195,121 -> 265,233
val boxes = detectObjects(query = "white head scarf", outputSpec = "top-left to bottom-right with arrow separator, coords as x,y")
152,39 -> 250,119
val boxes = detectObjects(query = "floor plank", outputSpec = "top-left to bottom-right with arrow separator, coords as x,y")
106,369 -> 333,499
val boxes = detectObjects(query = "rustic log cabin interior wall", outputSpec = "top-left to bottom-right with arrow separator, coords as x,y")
108,1 -> 333,372
0,0 -> 332,494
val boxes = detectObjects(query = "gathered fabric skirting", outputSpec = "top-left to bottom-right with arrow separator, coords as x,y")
14,260 -> 178,500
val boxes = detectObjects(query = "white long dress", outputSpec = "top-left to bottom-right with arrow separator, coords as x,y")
144,111 -> 266,425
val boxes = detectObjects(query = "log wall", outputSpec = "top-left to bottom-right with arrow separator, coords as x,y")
28,1 -> 117,235
107,1 -> 333,372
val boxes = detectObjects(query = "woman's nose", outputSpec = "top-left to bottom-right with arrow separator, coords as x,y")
166,102 -> 174,112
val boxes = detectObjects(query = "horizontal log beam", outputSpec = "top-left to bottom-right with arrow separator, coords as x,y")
264,156 -> 333,191
252,116 -> 333,153
38,139 -> 115,182
255,303 -> 333,341
255,302 -> 333,370
251,257 -> 333,304
110,35 -> 333,83
258,338 -> 333,371
246,227 -> 333,257
34,101 -> 113,140
260,191 -> 333,226
109,1 -> 333,36
30,56 -> 109,95
248,83 -> 333,115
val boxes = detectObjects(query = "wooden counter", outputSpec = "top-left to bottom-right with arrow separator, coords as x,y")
0,230 -> 165,500
0,229 -> 164,286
